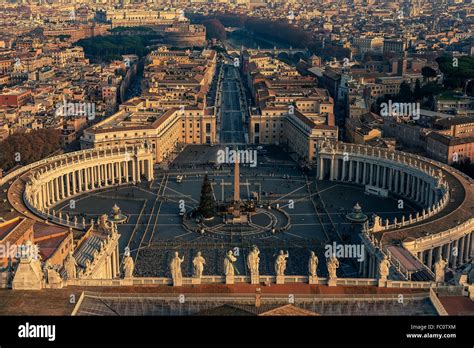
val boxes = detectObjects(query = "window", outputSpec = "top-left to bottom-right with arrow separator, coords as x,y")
255,124 -> 260,132
205,123 -> 211,132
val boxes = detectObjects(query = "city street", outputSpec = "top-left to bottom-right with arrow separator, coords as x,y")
219,64 -> 246,144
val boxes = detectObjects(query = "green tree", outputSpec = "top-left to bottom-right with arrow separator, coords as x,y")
198,175 -> 216,218
0,128 -> 60,172
414,79 -> 422,101
202,19 -> 227,41
421,66 -> 437,81
396,81 -> 414,103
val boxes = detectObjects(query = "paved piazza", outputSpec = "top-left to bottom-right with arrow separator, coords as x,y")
56,145 -> 417,278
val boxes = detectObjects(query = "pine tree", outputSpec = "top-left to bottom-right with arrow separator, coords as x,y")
198,175 -> 216,219
414,79 -> 422,101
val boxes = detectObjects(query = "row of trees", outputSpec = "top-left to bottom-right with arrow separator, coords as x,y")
436,55 -> 474,90
243,17 -> 311,49
202,19 -> 227,41
372,79 -> 443,113
189,13 -> 351,59
0,129 -> 61,173
76,34 -> 159,63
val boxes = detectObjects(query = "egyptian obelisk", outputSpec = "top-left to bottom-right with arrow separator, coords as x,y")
233,148 -> 240,203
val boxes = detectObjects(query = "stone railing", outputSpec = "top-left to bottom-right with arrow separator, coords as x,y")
429,288 -> 449,316
2,144 -> 150,188
374,237 -> 435,281
22,189 -> 87,230
325,142 -> 474,186
1,147 -> 106,188
364,237 -> 411,280
386,280 -> 433,289
366,190 -> 450,234
403,217 -> 474,252
63,276 -> 432,289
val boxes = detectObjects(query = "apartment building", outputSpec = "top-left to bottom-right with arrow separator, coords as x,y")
426,132 -> 474,164
245,52 -> 338,165
80,102 -> 216,163
352,36 -> 384,54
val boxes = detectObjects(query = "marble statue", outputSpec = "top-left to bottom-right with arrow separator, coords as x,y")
64,251 -> 77,279
247,245 -> 260,277
45,261 -> 62,286
327,255 -> 339,280
192,251 -> 206,278
373,215 -> 382,232
224,250 -> 237,276
378,255 -> 390,282
275,250 -> 289,276
170,252 -> 184,284
98,214 -> 113,233
434,258 -> 447,283
123,253 -> 134,278
308,251 -> 318,277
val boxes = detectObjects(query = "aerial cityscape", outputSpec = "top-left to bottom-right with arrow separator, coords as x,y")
0,0 -> 473,342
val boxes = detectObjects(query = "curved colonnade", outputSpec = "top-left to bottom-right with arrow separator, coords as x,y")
5,142 -> 474,282
317,142 -> 474,280
18,145 -> 154,230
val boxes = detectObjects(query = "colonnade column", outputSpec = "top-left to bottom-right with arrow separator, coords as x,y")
356,161 -> 360,183
125,161 -> 130,182
427,248 -> 433,270
341,159 -> 346,181
464,233 -> 472,262
348,160 -> 353,182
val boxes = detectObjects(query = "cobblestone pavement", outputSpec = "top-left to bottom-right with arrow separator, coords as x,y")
58,145 -> 419,278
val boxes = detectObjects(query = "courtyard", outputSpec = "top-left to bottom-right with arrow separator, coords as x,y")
57,145 -> 419,279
